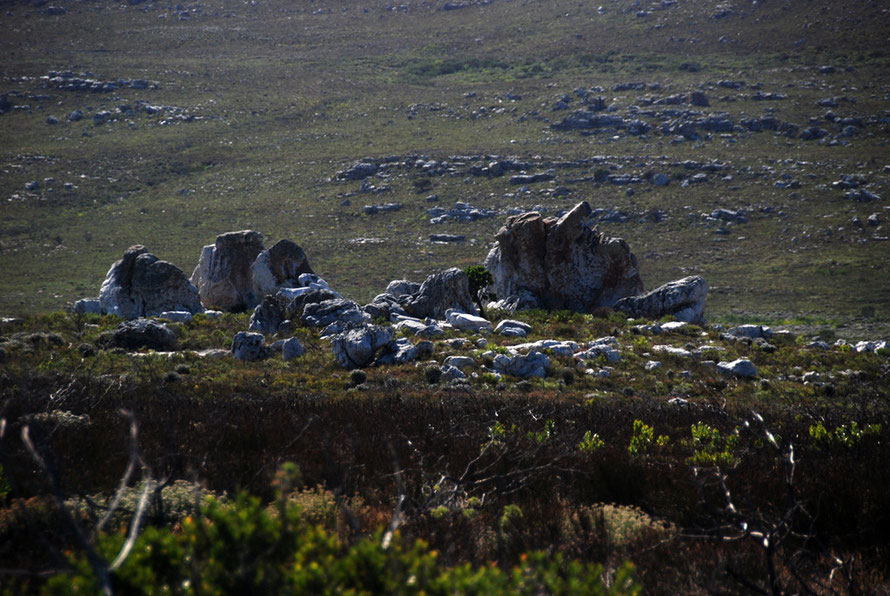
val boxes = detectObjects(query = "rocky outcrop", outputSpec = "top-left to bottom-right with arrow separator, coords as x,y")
191,231 -> 265,312
613,276 -> 708,324
401,268 -> 478,319
485,202 -> 643,312
251,239 -> 314,300
301,299 -> 367,329
248,295 -> 287,334
99,245 -> 202,319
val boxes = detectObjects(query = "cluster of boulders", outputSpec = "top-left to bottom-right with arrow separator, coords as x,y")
71,202 -> 712,372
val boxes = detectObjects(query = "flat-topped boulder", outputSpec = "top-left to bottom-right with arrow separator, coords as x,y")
191,230 -> 265,312
99,245 -> 202,319
485,201 -> 643,312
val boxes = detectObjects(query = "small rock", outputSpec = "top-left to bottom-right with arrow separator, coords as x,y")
282,337 -> 305,361
717,358 -> 757,378
113,319 -> 178,351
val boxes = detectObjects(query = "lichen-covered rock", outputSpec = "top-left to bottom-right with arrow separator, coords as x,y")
99,245 -> 202,319
331,324 -> 394,369
613,276 -> 708,324
251,239 -> 314,300
385,279 -> 421,298
401,268 -> 478,319
191,231 -> 265,312
485,202 -> 643,313
112,319 -> 178,351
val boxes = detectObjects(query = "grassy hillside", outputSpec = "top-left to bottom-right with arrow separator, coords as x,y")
1,0 -> 889,338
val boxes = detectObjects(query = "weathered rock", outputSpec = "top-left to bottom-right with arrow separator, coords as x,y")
444,355 -> 476,370
301,299 -> 367,328
385,279 -> 421,298
446,310 -> 492,334
73,298 -> 104,315
401,268 -> 478,319
718,358 -> 757,378
232,331 -> 267,361
286,288 -> 340,319
492,350 -> 550,378
613,276 -> 708,324
331,324 -> 394,369
112,319 -> 178,351
99,245 -> 203,319
375,338 -> 419,366
494,319 -> 531,337
248,295 -> 287,334
651,173 -> 670,186
281,337 -> 305,361
363,294 -> 408,320
191,231 -> 265,312
251,239 -> 313,300
485,202 -> 643,312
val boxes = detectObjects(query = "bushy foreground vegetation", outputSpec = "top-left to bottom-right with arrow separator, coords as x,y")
1,310 -> 889,592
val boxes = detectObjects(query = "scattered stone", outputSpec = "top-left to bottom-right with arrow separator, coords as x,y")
446,310 -> 492,334
99,245 -> 203,319
158,311 -> 193,323
331,324 -> 394,369
614,276 -> 708,324
492,350 -> 550,378
718,358 -> 758,378
651,173 -> 670,186
444,355 -> 476,370
191,230 -> 265,311
232,331 -> 267,361
494,319 -> 531,337
645,360 -> 662,371
652,345 -> 693,358
726,324 -> 772,339
689,91 -> 710,107
430,234 -> 465,243
113,319 -> 178,351
337,160 -> 378,180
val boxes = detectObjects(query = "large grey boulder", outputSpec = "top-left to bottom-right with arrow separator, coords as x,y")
446,310 -> 492,334
301,299 -> 367,328
286,288 -> 340,319
191,231 -> 265,312
331,324 -> 394,369
613,276 -> 708,324
485,202 -> 643,312
401,268 -> 478,319
99,245 -> 202,319
232,331 -> 267,361
251,239 -> 314,300
112,319 -> 178,351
